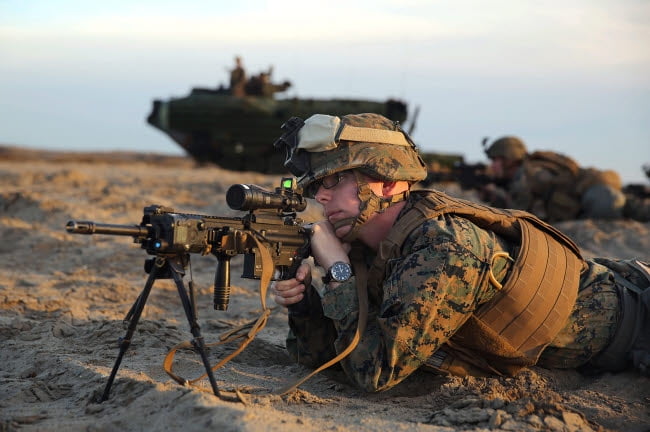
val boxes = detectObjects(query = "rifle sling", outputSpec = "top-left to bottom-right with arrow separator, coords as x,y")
163,234 -> 274,400
275,244 -> 369,396
162,239 -> 370,399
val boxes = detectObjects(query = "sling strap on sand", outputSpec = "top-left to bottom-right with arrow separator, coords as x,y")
163,236 -> 371,399
276,244 -> 369,395
163,234 -> 274,400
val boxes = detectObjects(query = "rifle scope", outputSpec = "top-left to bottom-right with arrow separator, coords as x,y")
226,184 -> 306,212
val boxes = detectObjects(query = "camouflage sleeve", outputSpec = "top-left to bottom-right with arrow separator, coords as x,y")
320,215 -> 501,392
286,285 -> 339,368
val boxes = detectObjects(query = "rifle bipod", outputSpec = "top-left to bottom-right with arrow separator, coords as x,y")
99,254 -> 220,402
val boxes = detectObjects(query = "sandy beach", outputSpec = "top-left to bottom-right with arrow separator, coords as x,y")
1,146 -> 648,431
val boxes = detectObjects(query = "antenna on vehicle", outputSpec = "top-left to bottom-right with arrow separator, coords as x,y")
407,105 -> 420,136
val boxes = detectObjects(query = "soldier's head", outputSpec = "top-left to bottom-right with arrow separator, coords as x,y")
274,113 -> 427,241
484,136 -> 528,180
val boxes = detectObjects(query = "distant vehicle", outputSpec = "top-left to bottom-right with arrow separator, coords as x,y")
146,73 -> 409,173
145,59 -> 475,176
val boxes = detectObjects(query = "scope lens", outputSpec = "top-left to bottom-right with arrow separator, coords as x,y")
226,184 -> 248,210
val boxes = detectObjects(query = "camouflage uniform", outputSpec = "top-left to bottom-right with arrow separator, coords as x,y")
276,115 -> 649,393
287,190 -> 649,391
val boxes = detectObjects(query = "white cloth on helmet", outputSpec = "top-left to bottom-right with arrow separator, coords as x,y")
297,114 -> 341,152
297,114 -> 411,152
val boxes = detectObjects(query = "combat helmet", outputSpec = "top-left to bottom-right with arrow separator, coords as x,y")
274,113 -> 427,241
484,136 -> 528,161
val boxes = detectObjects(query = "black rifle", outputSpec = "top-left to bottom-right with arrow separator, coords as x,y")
622,164 -> 650,199
421,161 -> 497,191
623,183 -> 650,199
66,178 -> 310,402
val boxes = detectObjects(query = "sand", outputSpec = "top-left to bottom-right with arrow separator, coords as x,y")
1,146 -> 648,431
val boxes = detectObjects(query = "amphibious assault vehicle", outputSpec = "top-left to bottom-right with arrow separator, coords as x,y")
146,86 -> 409,174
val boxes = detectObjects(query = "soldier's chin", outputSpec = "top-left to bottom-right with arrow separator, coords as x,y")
334,224 -> 352,238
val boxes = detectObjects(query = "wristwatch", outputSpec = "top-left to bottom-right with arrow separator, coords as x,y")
323,261 -> 353,284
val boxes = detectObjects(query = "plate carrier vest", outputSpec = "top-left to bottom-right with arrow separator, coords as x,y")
368,190 -> 586,376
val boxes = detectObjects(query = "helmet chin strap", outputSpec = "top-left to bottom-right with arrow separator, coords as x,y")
334,171 -> 408,243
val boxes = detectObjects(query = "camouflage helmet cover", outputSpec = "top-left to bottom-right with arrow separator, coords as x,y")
484,136 -> 528,161
294,113 -> 428,191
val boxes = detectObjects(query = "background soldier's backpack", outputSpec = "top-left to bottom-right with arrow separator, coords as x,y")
576,168 -> 622,194
527,151 -> 580,177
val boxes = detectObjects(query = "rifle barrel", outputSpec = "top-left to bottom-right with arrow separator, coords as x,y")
66,220 -> 149,237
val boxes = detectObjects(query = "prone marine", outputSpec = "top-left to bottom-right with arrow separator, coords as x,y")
270,113 -> 650,392
482,136 -> 650,222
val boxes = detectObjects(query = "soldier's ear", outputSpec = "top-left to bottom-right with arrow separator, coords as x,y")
382,180 -> 406,197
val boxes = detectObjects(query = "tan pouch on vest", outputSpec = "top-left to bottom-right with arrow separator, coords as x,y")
428,218 -> 582,376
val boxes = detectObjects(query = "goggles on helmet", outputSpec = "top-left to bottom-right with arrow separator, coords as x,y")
273,117 -> 307,176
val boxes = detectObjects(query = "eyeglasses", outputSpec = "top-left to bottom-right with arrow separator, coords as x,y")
305,172 -> 347,197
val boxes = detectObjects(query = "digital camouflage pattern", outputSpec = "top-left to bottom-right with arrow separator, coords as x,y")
286,192 -> 645,392
297,113 -> 428,192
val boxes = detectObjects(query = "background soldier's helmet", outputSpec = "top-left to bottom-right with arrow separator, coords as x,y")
484,136 -> 528,161
275,113 -> 428,195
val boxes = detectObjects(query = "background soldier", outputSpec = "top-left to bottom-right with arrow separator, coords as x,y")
483,136 -> 629,222
229,56 -> 246,97
245,66 -> 292,97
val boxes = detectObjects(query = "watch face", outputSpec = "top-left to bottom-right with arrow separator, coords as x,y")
331,262 -> 352,282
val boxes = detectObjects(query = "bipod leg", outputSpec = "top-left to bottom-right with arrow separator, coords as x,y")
99,257 -> 162,403
123,259 -> 156,322
168,255 -> 221,398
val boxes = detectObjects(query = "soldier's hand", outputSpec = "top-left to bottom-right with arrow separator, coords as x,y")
271,262 -> 311,307
309,221 -> 351,270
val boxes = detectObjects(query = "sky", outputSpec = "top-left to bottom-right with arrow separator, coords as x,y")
1,0 -> 649,183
